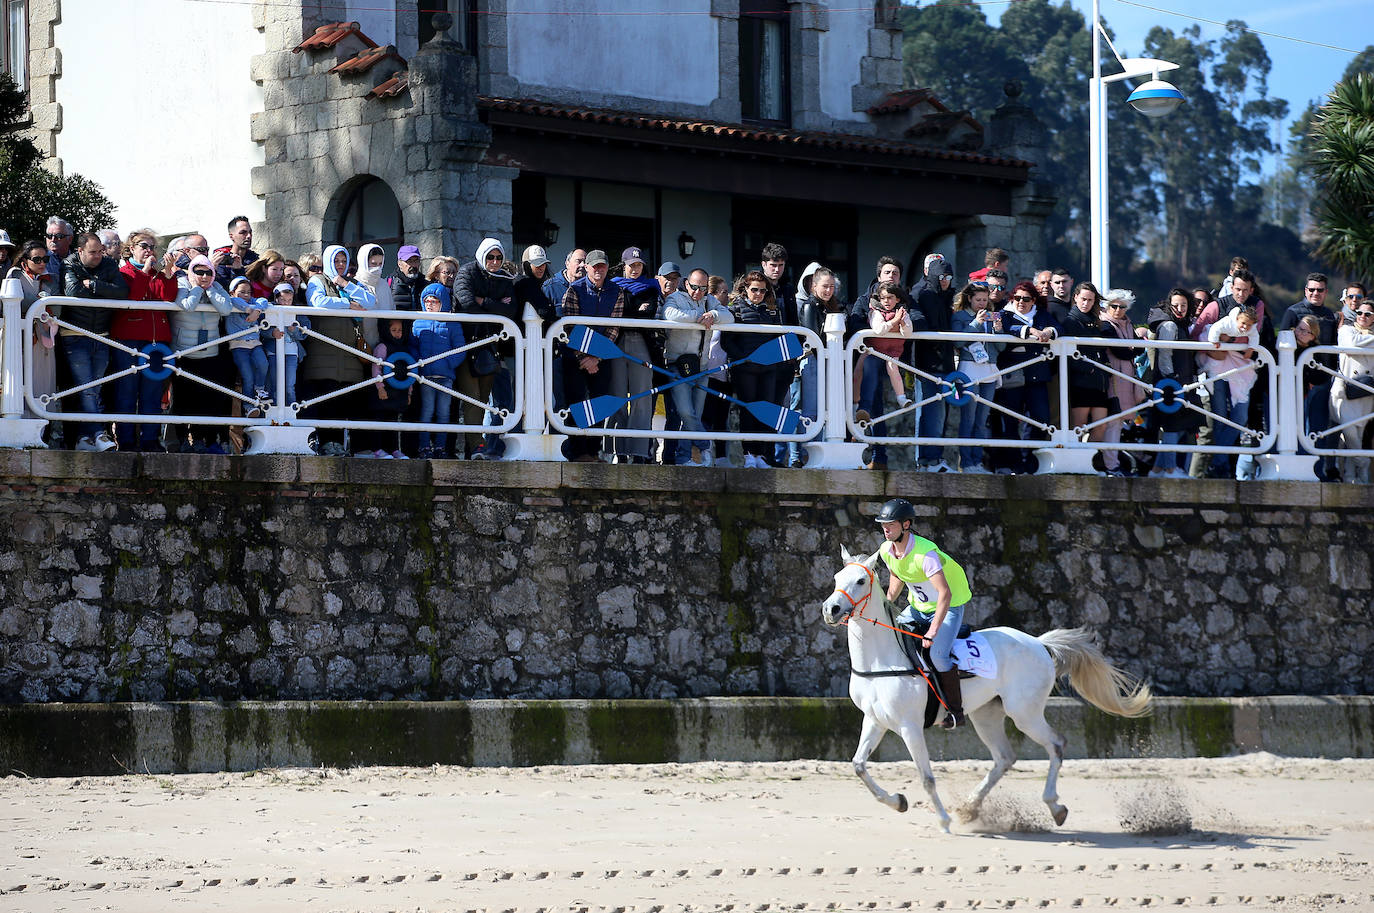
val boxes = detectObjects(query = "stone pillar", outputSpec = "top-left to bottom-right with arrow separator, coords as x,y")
708,0 -> 742,123
789,2 -> 828,131
960,81 -> 1057,280
851,0 -> 904,118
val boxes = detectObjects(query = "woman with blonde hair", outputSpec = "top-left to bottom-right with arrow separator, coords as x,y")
1100,288 -> 1144,475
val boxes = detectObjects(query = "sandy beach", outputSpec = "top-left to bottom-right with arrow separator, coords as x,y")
2,754 -> 1371,912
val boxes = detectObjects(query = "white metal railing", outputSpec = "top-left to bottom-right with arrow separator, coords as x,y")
545,315 -> 823,448
0,282 -> 1339,479
1296,344 -> 1374,458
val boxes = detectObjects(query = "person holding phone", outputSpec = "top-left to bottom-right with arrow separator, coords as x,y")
950,283 -> 1003,473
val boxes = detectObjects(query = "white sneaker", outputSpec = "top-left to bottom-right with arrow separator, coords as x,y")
924,460 -> 955,473
391,449 -> 409,460
374,449 -> 394,459
355,450 -> 375,458
963,464 -> 993,474
78,432 -> 117,452
1168,468 -> 1191,479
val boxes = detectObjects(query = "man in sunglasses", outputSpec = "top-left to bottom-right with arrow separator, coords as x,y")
45,216 -> 74,288
61,232 -> 130,452
1278,273 -> 1340,479
1339,284 -> 1368,326
175,233 -> 211,273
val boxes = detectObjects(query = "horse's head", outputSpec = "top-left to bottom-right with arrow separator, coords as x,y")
822,546 -> 881,626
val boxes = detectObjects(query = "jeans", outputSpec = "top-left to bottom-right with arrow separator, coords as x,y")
857,354 -> 889,464
785,356 -> 818,467
957,381 -> 995,468
776,371 -> 802,466
1305,381 -> 1336,476
418,375 -> 454,451
1209,379 -> 1251,472
60,335 -> 110,439
231,346 -> 268,400
668,369 -> 710,464
1154,429 -> 1186,471
482,357 -> 516,457
111,341 -> 166,448
266,353 -> 298,407
917,376 -> 946,463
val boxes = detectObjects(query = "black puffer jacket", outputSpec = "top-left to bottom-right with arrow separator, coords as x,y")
1058,306 -> 1110,392
62,253 -> 130,334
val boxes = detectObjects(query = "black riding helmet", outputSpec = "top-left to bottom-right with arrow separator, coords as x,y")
874,498 -> 917,524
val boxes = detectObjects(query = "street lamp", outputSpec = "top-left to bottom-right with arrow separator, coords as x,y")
1089,0 -> 1184,290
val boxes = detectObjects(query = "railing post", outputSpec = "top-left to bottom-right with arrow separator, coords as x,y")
1257,329 -> 1316,481
803,312 -> 867,469
244,305 -> 316,455
1034,336 -> 1098,474
0,277 -> 47,448
499,304 -> 565,461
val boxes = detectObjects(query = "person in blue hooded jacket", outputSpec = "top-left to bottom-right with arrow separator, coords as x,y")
302,244 -> 377,453
412,283 -> 467,459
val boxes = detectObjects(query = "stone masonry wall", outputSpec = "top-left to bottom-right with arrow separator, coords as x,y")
1,450 -> 1371,704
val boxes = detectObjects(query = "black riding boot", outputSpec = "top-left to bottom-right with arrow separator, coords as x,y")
937,669 -> 965,730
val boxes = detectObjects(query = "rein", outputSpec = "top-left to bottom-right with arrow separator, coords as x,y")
833,562 -> 950,705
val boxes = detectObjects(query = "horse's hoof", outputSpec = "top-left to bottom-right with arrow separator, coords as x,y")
895,793 -> 908,813
1053,805 -> 1069,826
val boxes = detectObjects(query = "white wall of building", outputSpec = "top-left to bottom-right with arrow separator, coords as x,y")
819,10 -> 868,125
508,0 -> 719,106
660,189 -> 731,280
348,1 -> 395,48
54,0 -> 264,239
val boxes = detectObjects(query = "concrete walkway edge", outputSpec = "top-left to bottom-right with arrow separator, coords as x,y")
2,696 -> 1370,777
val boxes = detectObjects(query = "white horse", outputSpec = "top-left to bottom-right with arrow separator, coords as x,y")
820,547 -> 1152,832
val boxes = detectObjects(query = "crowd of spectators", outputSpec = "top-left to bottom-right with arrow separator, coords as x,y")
5,216 -> 1371,479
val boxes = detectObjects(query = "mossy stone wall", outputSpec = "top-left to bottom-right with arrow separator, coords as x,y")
1,450 -> 1371,703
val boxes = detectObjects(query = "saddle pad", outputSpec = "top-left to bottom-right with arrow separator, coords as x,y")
951,633 -> 997,679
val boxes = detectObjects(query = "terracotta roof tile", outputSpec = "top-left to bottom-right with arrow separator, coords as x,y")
866,88 -> 951,116
370,71 -> 410,99
477,97 -> 1029,169
331,45 -> 405,75
293,21 -> 378,53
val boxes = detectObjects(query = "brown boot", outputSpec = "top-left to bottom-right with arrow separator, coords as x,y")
937,669 -> 965,730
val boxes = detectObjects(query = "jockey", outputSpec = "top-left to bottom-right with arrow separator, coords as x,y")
874,497 -> 973,729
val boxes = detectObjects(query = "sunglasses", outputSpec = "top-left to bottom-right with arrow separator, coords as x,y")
485,252 -> 503,261
185,246 -> 209,254
134,241 -> 156,250
26,255 -> 47,264
192,268 -> 214,277
1357,311 -> 1374,318
307,265 -> 323,273
685,282 -> 706,292
1347,293 -> 1366,301
1011,295 -> 1034,302
746,286 -> 767,294
1306,286 -> 1327,293
987,284 -> 1006,291
1107,303 -> 1128,310
45,233 -> 67,240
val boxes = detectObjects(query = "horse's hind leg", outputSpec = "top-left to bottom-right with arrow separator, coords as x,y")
895,722 -> 951,833
853,714 -> 908,813
1006,703 -> 1069,826
960,699 -> 1016,822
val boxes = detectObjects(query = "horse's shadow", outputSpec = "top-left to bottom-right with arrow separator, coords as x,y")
958,819 -> 1309,852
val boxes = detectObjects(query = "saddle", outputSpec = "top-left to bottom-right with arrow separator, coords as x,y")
895,618 -> 976,730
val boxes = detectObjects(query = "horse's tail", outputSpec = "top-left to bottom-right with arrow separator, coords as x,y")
1038,627 -> 1152,718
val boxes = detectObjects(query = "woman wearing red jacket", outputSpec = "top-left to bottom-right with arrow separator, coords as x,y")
113,228 -> 179,452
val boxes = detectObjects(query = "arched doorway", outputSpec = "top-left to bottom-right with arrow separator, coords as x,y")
331,175 -> 404,262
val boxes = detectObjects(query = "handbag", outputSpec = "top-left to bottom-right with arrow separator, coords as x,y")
1345,373 -> 1374,399
351,320 -> 372,365
674,353 -> 701,378
469,346 -> 501,377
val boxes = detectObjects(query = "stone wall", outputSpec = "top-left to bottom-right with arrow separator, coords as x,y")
1,450 -> 1371,704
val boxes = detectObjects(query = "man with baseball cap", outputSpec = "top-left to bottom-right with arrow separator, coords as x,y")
656,261 -> 682,297
561,248 -> 627,461
388,244 -> 425,311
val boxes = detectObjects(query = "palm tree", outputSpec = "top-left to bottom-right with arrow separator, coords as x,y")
1310,73 -> 1374,279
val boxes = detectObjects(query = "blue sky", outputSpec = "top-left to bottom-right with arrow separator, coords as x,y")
1009,0 -> 1372,174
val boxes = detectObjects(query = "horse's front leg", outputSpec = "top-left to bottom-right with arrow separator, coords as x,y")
895,722 -> 951,833
853,713 -> 908,813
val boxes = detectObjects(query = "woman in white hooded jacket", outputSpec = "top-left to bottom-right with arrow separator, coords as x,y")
354,242 -> 395,351
170,254 -> 235,451
1330,306 -> 1374,482
302,244 -> 379,453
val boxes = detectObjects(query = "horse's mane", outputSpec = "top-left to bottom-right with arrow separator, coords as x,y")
863,548 -> 900,620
